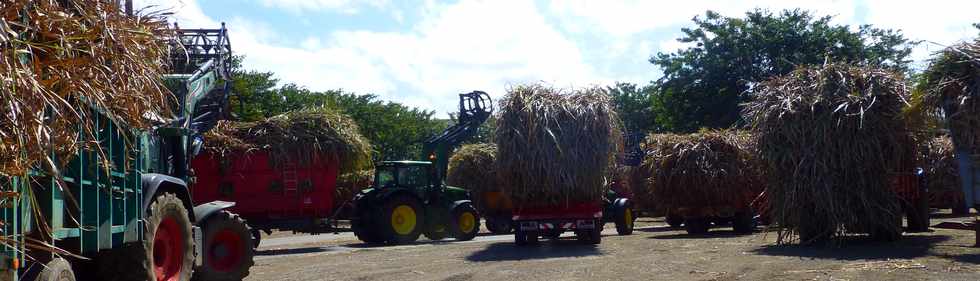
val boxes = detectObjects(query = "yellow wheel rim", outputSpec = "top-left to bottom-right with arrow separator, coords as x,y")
391,205 -> 417,235
458,212 -> 476,234
625,208 -> 633,228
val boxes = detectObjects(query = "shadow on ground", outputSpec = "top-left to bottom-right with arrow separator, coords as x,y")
635,225 -> 679,233
256,246 -> 351,256
649,229 -> 757,240
751,235 -> 952,260
466,240 -> 602,262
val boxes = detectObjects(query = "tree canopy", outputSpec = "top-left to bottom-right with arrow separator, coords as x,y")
650,9 -> 914,132
224,57 -> 445,161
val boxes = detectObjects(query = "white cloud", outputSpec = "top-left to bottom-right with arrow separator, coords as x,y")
258,0 -> 389,14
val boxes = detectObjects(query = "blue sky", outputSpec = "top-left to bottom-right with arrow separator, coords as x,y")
138,0 -> 979,116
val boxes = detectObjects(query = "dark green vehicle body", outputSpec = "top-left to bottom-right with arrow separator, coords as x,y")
352,161 -> 478,244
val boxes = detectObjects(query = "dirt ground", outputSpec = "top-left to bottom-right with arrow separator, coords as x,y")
246,211 -> 980,281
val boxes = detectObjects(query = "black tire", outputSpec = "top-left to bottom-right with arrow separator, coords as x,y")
102,193 -> 194,281
251,228 -> 262,249
685,218 -> 710,235
352,217 -> 386,244
514,229 -> 538,246
380,195 -> 424,244
192,211 -> 255,281
952,205 -> 970,216
905,197 -> 930,233
25,257 -> 75,281
451,204 -> 480,241
666,213 -> 684,228
732,212 -> 756,234
576,223 -> 602,245
486,216 -> 513,235
615,205 -> 635,235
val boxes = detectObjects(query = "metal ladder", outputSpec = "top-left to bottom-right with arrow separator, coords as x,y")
282,159 -> 299,195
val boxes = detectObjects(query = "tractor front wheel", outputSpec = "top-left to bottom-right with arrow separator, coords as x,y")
380,195 -> 424,244
192,211 -> 255,281
451,204 -> 480,241
109,193 -> 194,281
615,205 -> 635,235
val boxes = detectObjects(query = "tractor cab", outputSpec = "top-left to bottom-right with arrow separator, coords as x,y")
374,161 -> 439,190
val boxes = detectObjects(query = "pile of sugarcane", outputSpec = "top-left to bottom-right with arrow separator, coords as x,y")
0,0 -> 172,176
646,130 -> 762,212
922,136 -> 960,193
744,64 -> 912,244
446,143 -> 499,208
921,39 -> 980,154
334,169 -> 374,217
204,108 -> 372,172
627,133 -> 689,211
495,84 -> 621,206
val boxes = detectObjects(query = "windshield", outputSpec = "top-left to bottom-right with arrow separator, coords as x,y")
374,165 -> 430,189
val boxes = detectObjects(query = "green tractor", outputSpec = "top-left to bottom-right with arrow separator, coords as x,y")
351,91 -> 492,245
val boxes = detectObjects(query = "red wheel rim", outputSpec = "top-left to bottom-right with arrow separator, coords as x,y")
153,217 -> 184,281
209,229 -> 244,272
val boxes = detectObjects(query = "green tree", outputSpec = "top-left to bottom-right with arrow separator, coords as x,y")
607,82 -> 657,132
650,9 -> 914,132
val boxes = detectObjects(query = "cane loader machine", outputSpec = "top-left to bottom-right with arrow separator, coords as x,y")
0,23 -> 254,281
351,91 -> 492,245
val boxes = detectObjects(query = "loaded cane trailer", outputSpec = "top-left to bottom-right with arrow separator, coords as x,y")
0,19 -> 254,281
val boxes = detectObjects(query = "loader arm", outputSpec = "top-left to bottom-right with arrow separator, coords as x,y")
422,91 -> 493,181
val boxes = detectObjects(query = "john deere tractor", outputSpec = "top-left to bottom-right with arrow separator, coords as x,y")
351,91 -> 492,245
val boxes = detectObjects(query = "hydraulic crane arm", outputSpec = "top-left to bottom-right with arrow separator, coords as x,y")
423,91 -> 493,181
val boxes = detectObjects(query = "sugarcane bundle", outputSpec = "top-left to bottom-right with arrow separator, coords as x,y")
495,84 -> 622,206
629,133 -> 690,211
335,169 -> 374,212
921,40 -> 980,154
921,136 -> 963,200
647,130 -> 762,212
744,64 -> 912,244
204,108 -> 372,172
447,143 -> 498,208
0,0 -> 173,176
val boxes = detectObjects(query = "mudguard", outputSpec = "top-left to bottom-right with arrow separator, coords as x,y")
451,200 -> 475,212
193,201 -> 237,225
142,173 -> 195,220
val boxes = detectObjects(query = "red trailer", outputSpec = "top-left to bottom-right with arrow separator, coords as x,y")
191,151 -> 341,245
512,202 -> 605,245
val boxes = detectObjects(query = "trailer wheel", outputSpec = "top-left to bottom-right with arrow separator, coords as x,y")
684,218 -> 710,235
732,212 -> 756,234
486,217 -> 513,235
251,228 -> 262,249
380,195 -> 424,244
451,203 -> 480,241
576,223 -> 602,245
615,205 -> 635,235
192,211 -> 255,281
514,229 -> 538,246
26,257 -> 75,281
952,205 -> 970,216
665,212 -> 683,228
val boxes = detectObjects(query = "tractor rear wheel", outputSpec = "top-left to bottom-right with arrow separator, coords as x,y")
685,218 -> 710,235
615,205 -> 635,235
380,195 -> 424,244
451,203 -> 480,241
107,193 -> 193,281
192,211 -> 255,281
